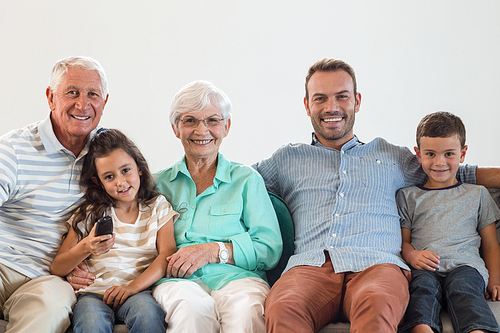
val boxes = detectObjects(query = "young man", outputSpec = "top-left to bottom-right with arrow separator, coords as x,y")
253,58 -> 500,332
0,56 -> 108,332
397,111 -> 500,333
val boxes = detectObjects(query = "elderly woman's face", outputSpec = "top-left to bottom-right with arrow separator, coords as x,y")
172,104 -> 230,161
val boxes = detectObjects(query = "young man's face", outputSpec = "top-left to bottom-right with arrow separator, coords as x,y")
304,70 -> 361,150
415,135 -> 467,188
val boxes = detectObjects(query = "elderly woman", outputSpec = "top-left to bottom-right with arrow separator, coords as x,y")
152,80 -> 282,332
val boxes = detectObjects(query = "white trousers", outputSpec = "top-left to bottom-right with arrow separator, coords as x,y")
0,263 -> 76,333
153,277 -> 269,333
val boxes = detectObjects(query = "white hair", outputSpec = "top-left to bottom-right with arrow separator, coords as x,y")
48,56 -> 108,96
169,80 -> 232,129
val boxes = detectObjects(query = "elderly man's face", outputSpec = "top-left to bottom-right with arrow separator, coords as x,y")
46,67 -> 108,150
304,70 -> 361,150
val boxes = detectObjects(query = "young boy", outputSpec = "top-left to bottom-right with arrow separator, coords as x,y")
397,111 -> 500,333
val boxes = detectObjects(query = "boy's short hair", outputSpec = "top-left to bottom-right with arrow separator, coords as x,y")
416,111 -> 466,148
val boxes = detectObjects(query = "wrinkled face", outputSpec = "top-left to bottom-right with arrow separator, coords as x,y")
94,149 -> 142,208
415,135 -> 467,188
47,67 -> 108,148
172,104 -> 230,162
304,70 -> 361,149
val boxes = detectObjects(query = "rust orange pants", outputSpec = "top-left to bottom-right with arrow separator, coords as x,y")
265,255 -> 410,333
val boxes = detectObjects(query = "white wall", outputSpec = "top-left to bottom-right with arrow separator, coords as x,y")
1,1 -> 499,172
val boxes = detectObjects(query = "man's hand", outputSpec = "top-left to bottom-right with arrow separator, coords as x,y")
67,262 -> 95,291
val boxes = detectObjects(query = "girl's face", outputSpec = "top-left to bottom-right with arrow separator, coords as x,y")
94,148 -> 142,208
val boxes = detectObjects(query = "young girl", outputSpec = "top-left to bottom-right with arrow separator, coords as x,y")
50,129 -> 178,333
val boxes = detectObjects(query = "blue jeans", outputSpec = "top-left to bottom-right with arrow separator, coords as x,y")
399,265 -> 499,333
72,290 -> 166,333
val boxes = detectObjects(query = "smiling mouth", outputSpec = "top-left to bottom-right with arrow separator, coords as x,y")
71,115 -> 91,120
192,139 -> 212,144
323,117 -> 343,123
118,186 -> 131,194
431,169 -> 449,174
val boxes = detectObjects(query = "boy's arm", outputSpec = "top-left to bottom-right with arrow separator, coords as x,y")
103,219 -> 177,309
479,222 -> 500,301
476,167 -> 500,188
401,228 -> 440,271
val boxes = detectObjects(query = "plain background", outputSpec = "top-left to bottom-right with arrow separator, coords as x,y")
1,1 -> 499,172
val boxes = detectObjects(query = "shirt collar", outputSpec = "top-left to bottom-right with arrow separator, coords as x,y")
169,152 -> 232,185
310,132 -> 362,151
38,112 -> 98,157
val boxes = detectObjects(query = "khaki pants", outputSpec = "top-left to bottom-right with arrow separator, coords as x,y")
265,255 -> 410,333
0,263 -> 76,333
153,277 -> 269,333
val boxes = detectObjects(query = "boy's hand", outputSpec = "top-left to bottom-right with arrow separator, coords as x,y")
103,286 -> 136,310
486,284 -> 500,301
408,250 -> 440,271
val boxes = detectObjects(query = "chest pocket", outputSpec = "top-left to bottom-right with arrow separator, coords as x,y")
358,156 -> 401,193
209,205 -> 245,237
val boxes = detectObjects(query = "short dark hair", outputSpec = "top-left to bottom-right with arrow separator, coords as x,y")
416,111 -> 466,148
305,58 -> 357,102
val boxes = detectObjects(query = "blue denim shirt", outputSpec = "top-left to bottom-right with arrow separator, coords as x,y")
253,134 -> 477,273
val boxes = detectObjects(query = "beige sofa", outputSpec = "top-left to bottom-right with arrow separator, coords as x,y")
1,190 -> 499,332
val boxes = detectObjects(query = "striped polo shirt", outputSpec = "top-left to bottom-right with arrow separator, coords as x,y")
0,114 -> 96,278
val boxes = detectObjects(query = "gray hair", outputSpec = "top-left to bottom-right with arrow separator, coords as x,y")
48,56 -> 108,97
169,80 -> 232,129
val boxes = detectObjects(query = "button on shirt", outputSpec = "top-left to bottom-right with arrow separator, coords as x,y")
253,135 -> 477,274
154,153 -> 283,290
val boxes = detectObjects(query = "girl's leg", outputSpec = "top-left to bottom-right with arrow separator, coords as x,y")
115,290 -> 166,333
211,277 -> 269,333
153,280 -> 219,333
444,266 -> 499,333
72,293 -> 114,333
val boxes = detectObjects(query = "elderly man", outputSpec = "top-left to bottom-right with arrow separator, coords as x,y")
254,58 -> 500,333
0,56 -> 108,332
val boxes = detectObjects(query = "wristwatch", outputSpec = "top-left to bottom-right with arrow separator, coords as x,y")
216,242 -> 229,264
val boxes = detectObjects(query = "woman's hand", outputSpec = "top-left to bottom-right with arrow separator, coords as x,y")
103,285 -> 136,310
66,262 -> 96,291
166,243 -> 219,278
83,224 -> 115,256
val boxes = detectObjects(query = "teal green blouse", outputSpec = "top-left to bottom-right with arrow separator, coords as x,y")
154,153 -> 282,290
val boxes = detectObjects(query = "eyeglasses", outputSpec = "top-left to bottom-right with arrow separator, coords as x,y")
177,116 -> 225,128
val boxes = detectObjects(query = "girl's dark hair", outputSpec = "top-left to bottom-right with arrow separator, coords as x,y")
71,128 -> 158,240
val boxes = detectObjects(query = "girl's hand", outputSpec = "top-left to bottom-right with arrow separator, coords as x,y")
103,286 -> 136,310
83,224 -> 115,256
407,250 -> 440,271
166,243 -> 219,278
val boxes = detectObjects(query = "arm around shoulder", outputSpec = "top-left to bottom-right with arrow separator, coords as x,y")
476,166 -> 500,188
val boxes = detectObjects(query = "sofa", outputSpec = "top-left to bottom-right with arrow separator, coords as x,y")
1,191 -> 499,332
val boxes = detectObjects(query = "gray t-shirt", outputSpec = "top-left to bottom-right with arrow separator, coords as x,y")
396,182 -> 500,287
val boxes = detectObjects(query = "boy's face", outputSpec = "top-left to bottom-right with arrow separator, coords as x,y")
415,135 -> 467,188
